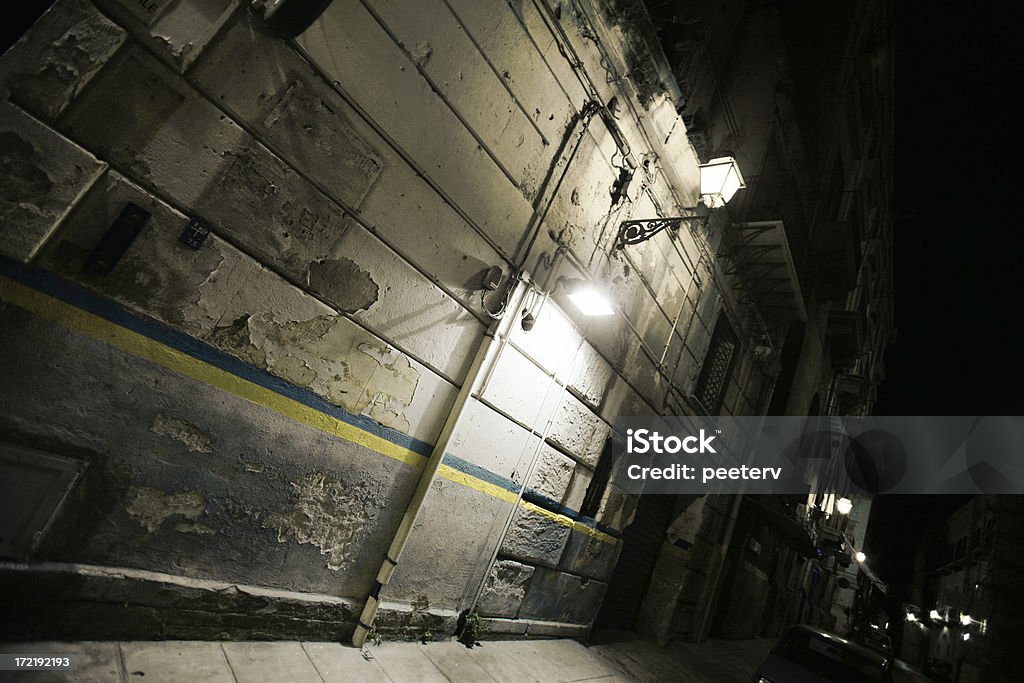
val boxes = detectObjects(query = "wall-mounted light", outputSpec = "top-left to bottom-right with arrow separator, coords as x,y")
520,309 -> 536,332
929,609 -> 941,621
906,612 -> 917,623
562,278 -> 614,317
960,613 -> 972,626
836,497 -> 853,515
855,551 -> 866,563
616,156 -> 745,248
699,156 -> 746,208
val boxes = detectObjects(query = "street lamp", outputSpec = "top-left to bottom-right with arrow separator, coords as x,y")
836,497 -> 853,515
562,278 -> 615,317
855,551 -> 867,563
615,157 -> 745,248
699,156 -> 746,208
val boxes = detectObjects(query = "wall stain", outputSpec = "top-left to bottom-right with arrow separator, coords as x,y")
150,414 -> 213,453
206,314 -> 268,368
174,521 -> 216,535
273,354 -> 317,387
263,473 -> 379,571
411,42 -> 433,67
202,309 -> 421,433
125,486 -> 206,533
306,257 -> 379,313
0,132 -> 53,226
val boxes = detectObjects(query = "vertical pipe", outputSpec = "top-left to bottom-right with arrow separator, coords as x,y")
351,281 -> 525,648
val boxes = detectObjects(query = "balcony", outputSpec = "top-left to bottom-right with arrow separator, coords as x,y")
720,220 -> 807,331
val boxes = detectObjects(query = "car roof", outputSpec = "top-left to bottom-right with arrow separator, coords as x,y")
786,624 -> 891,667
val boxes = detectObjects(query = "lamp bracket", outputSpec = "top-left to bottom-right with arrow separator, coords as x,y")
616,213 -> 704,248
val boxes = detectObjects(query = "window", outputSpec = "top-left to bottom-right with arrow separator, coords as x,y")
694,312 -> 739,414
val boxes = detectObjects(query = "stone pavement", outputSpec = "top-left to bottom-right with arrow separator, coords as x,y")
0,633 -> 775,682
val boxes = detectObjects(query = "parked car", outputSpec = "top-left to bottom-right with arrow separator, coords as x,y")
753,624 -> 892,683
855,627 -> 894,658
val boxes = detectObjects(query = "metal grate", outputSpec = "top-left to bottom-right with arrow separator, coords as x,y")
694,313 -> 739,414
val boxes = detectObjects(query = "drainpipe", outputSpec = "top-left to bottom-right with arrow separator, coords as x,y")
351,84 -> 604,647
351,280 -> 525,648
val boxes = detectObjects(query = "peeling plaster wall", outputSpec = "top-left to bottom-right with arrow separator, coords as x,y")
0,0 -> 772,640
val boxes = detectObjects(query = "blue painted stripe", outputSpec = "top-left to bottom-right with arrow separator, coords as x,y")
441,453 -> 522,495
521,488 -> 577,519
0,257 -> 433,457
520,489 -> 623,538
0,257 -> 623,539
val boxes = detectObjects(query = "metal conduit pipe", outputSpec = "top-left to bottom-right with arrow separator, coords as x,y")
351,281 -> 525,648
352,63 -> 602,652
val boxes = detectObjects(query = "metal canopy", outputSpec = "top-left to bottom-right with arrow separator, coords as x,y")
722,220 -> 807,325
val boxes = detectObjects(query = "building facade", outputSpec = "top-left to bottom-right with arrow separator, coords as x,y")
902,496 -> 1024,682
0,0 -> 892,643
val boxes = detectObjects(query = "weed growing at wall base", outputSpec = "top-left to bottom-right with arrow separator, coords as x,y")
457,610 -> 484,648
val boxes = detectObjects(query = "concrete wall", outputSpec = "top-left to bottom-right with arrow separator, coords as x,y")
0,0 -> 772,640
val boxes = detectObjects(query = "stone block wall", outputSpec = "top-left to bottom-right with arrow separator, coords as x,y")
0,0 -> 767,640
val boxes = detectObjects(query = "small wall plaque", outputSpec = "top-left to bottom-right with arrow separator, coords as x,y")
179,218 -> 211,250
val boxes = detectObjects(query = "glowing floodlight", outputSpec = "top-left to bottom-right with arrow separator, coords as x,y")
564,280 -> 614,317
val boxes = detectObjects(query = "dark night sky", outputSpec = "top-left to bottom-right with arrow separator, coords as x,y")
875,3 -> 1023,418
867,3 -> 1023,597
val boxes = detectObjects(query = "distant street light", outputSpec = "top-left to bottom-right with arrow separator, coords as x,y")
930,609 -> 941,620
855,551 -> 866,563
960,613 -> 972,626
906,612 -> 917,622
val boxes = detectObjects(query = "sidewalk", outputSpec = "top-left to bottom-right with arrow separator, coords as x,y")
0,634 -> 775,682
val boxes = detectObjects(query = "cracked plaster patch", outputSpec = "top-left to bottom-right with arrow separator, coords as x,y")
150,413 -> 213,453
264,473 -> 379,571
208,311 -> 420,432
125,486 -> 206,533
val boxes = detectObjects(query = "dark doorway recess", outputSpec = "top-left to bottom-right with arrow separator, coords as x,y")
595,494 -> 676,630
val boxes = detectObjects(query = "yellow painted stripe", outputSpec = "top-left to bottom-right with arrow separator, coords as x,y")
0,277 -> 424,468
1,275 -> 620,546
520,500 -> 577,528
437,464 -> 519,504
571,522 -> 618,545
521,500 -> 620,545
